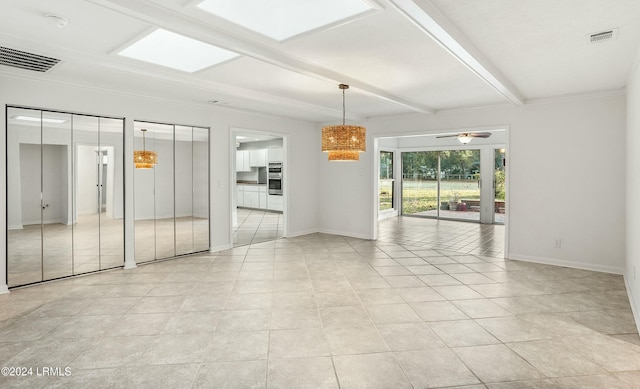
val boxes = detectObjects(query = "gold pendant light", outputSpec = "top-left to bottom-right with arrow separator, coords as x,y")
322,84 -> 366,161
134,128 -> 158,169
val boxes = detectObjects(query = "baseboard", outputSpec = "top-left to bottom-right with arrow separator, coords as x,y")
508,253 -> 624,275
7,224 -> 23,230
378,209 -> 399,220
210,244 -> 232,253
123,261 -> 137,270
286,228 -> 319,238
317,228 -> 372,241
624,275 -> 640,335
0,284 -> 9,294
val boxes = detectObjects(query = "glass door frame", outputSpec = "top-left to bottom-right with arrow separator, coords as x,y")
379,149 -> 397,215
399,148 -> 482,223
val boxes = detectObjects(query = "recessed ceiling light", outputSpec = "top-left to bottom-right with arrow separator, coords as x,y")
118,28 -> 239,73
197,0 -> 375,41
14,115 -> 67,124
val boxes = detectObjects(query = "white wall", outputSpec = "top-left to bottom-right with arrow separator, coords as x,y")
0,74 -> 320,289
626,55 -> 640,331
319,94 -> 627,273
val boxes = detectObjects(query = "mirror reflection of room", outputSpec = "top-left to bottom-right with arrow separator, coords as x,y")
6,107 -> 124,287
133,121 -> 209,263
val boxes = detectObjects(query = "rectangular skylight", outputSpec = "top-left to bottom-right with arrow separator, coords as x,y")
197,0 -> 375,41
118,29 -> 239,73
14,115 -> 67,124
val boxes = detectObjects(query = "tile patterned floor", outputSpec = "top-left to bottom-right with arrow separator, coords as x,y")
0,217 -> 638,388
234,208 -> 284,247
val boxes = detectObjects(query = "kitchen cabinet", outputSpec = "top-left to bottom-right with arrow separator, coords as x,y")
250,149 -> 267,167
237,184 -> 267,210
236,150 -> 251,172
236,187 -> 244,207
267,148 -> 283,163
268,194 -> 283,211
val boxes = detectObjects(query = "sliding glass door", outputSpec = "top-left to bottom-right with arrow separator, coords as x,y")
401,151 -> 439,217
401,150 -> 481,222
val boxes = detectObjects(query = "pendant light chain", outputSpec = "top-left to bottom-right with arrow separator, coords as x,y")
342,87 -> 346,126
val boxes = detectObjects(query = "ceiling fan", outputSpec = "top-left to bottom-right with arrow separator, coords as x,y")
436,131 -> 492,144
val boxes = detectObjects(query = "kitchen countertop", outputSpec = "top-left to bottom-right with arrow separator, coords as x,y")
237,181 -> 267,185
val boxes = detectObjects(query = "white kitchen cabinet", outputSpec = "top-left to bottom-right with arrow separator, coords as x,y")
244,191 -> 259,208
250,149 -> 267,167
259,188 -> 267,209
237,184 -> 268,210
235,150 -> 251,172
268,194 -> 283,211
267,148 -> 283,163
236,187 -> 244,207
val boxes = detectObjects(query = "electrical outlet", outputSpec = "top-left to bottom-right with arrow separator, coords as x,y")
554,239 -> 562,248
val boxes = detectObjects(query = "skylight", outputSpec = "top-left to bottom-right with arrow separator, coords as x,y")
118,29 -> 239,73
197,0 -> 375,41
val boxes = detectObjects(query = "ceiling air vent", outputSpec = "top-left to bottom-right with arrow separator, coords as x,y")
0,46 -> 60,72
588,29 -> 618,44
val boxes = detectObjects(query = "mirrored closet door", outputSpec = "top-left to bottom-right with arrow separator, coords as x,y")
6,106 -> 124,287
134,121 -> 209,263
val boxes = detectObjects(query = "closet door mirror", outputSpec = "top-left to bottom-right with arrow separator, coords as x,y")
6,107 -> 124,287
193,126 -> 209,251
134,125 -> 157,263
153,123 -> 175,259
73,115 -> 101,274
42,111 -> 73,280
99,117 -> 125,269
134,121 -> 209,263
7,107 -> 44,286
175,125 -> 193,255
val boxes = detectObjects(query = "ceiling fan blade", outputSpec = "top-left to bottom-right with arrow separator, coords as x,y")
435,134 -> 459,138
469,132 -> 492,138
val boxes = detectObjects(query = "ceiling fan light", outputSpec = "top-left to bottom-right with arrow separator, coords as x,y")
458,135 -> 472,144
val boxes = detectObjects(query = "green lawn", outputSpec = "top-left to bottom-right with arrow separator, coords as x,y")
379,179 -> 506,214
381,179 -> 482,214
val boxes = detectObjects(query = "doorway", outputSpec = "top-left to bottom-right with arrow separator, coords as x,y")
231,129 -> 286,247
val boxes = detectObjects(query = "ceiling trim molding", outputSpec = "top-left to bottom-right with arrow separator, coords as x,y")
387,0 -> 525,106
524,88 -> 626,106
88,0 -> 436,114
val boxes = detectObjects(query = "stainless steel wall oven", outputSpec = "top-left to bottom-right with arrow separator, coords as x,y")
268,162 -> 282,195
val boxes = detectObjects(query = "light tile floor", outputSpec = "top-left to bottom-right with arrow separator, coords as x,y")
234,208 -> 284,247
0,217 -> 639,388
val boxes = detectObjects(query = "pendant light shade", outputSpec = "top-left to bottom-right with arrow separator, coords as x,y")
134,128 -> 158,169
322,84 -> 366,161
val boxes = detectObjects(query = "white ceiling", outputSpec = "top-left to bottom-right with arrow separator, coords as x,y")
1,0 -> 639,123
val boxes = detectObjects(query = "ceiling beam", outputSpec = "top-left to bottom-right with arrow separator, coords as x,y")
388,0 -> 525,106
88,0 -> 436,115
0,31 -> 362,121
